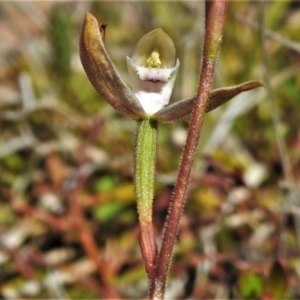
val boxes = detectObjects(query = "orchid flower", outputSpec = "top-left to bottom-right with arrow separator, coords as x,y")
79,12 -> 262,123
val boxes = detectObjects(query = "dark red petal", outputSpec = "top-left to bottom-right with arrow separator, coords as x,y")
153,80 -> 263,123
80,12 -> 144,119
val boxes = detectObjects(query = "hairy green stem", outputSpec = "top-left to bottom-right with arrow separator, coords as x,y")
135,118 -> 158,279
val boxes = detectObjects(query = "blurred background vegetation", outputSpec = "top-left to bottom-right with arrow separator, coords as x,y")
0,1 -> 299,299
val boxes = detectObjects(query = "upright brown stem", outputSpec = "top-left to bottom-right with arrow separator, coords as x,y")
150,1 -> 227,299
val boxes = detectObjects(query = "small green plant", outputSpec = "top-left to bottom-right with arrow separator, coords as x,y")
79,1 -> 262,298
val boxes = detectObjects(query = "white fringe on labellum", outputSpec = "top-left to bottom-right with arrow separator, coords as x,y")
127,57 -> 180,115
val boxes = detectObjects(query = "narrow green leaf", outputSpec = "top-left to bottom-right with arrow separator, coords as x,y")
134,118 -> 158,224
